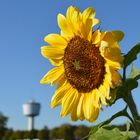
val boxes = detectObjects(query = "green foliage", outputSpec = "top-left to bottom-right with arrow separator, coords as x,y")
50,124 -> 75,140
0,112 -> 8,139
124,43 -> 140,67
117,79 -> 138,95
107,42 -> 140,138
88,107 -> 137,140
13,130 -> 24,139
2,129 -> 14,140
74,125 -> 91,140
88,125 -> 132,140
24,130 -> 38,139
129,64 -> 140,80
0,112 -> 8,128
37,128 -> 49,140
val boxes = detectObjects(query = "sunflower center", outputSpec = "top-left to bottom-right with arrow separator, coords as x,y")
64,36 -> 106,93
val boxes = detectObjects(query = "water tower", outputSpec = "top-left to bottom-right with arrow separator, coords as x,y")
23,100 -> 41,131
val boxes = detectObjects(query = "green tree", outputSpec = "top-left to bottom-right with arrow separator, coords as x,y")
50,124 -> 75,140
0,112 -> 8,139
24,130 -> 38,139
37,127 -> 49,140
3,129 -> 14,140
60,124 -> 74,140
13,130 -> 24,139
74,125 -> 91,140
50,127 -> 61,139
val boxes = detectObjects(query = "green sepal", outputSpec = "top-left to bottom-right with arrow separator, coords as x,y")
124,43 -> 140,67
117,79 -> 138,95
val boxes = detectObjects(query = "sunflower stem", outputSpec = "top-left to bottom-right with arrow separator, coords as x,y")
124,93 -> 140,138
123,65 -> 140,138
123,66 -> 126,82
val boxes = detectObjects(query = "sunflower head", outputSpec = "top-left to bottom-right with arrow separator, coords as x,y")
40,6 -> 124,122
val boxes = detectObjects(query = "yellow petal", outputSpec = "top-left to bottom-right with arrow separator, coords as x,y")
91,89 -> 100,108
56,76 -> 67,90
83,94 -> 92,120
70,11 -> 80,35
66,6 -> 80,35
44,34 -> 67,48
100,41 -> 124,68
111,30 -> 124,42
66,6 -> 80,21
83,93 -> 99,122
92,18 -> 100,27
89,107 -> 99,122
80,19 -> 92,40
77,94 -> 85,121
103,43 -> 124,64
101,32 -> 106,40
92,30 -> 101,44
49,58 -> 63,66
82,7 -> 96,23
103,31 -> 124,44
40,65 -> 64,85
105,58 -> 122,70
51,81 -> 69,108
60,30 -> 72,41
100,40 -> 109,56
102,80 -> 110,99
57,14 -> 74,38
61,87 -> 77,117
41,46 -> 64,60
98,85 -> 108,105
66,6 -> 74,19
70,91 -> 80,121
82,7 -> 100,27
104,64 -> 112,85
103,31 -> 115,44
110,68 -> 122,88
70,106 -> 78,121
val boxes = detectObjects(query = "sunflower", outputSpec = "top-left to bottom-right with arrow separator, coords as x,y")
40,6 -> 124,122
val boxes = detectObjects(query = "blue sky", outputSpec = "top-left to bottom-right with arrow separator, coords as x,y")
0,0 -> 140,130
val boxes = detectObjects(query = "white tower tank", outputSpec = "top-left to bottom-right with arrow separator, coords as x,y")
23,100 -> 41,131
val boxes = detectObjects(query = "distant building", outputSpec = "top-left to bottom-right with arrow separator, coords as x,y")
23,100 -> 41,131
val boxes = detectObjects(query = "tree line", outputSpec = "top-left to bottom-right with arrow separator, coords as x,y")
0,112 -> 134,140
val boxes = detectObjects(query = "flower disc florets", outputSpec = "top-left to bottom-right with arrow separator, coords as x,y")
64,36 -> 106,93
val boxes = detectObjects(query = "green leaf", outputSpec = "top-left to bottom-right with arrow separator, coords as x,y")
89,121 -> 107,134
124,43 -> 140,67
129,64 -> 140,80
89,107 -> 128,136
88,108 -> 137,140
121,131 -> 136,140
88,125 -> 132,140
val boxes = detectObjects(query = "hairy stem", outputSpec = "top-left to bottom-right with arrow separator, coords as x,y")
123,66 -> 140,137
125,93 -> 140,137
